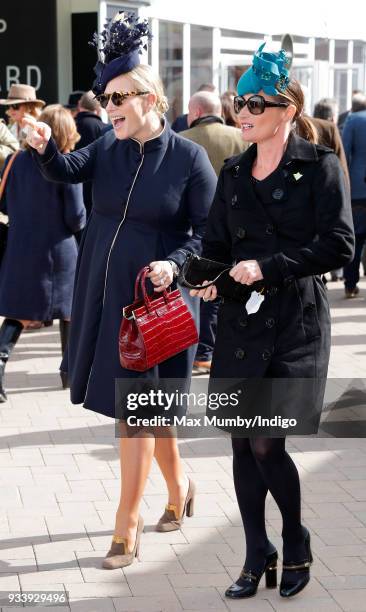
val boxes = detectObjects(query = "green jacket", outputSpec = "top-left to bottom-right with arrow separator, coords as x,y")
180,119 -> 248,176
0,120 -> 19,170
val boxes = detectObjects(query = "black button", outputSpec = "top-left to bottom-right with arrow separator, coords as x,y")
305,302 -> 316,310
284,276 -> 295,287
235,348 -> 246,359
236,227 -> 246,239
233,165 -> 240,178
268,286 -> 278,296
262,349 -> 272,361
282,169 -> 289,178
265,224 -> 275,236
239,318 -> 248,328
231,194 -> 238,207
272,188 -> 284,200
265,318 -> 275,328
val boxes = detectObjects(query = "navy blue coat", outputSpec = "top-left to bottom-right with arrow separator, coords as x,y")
33,123 -> 217,418
342,110 -> 366,233
0,150 -> 86,320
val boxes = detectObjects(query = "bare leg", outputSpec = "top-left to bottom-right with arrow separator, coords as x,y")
114,423 -> 155,550
153,430 -> 189,517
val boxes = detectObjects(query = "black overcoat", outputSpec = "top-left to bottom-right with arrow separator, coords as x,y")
33,123 -> 217,418
202,134 -> 354,429
0,150 -> 85,320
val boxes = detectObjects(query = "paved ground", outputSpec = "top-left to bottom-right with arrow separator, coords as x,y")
0,278 -> 365,612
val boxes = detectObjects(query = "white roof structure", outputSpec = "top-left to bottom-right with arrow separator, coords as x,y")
143,0 -> 366,41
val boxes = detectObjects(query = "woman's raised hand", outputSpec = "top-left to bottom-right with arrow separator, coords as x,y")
22,115 -> 51,154
148,261 -> 174,292
190,281 -> 217,302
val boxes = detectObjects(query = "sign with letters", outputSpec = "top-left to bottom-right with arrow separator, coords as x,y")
0,0 -> 58,107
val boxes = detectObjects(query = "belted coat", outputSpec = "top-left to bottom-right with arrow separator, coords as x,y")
202,133 -> 354,427
33,122 -> 217,419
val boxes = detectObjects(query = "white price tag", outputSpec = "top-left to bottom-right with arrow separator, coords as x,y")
245,290 -> 265,315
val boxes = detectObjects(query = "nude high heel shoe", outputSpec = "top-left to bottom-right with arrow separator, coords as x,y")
156,479 -> 196,532
102,516 -> 144,569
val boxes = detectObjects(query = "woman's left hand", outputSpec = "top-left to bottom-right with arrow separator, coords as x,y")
147,261 -> 174,292
229,260 -> 263,285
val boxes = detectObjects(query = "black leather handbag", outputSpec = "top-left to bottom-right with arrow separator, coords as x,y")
178,253 -> 264,302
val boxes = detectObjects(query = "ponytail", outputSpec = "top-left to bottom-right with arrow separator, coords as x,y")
294,114 -> 318,144
276,78 -> 318,144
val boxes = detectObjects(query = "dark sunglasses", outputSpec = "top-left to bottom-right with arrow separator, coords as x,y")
233,94 -> 289,115
95,90 -> 150,109
9,103 -> 22,110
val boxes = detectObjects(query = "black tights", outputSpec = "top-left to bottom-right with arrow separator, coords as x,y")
232,437 -> 306,573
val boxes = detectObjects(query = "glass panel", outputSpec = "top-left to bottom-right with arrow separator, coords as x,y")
334,40 -> 348,63
334,69 -> 348,113
159,21 -> 183,123
227,65 -> 249,92
190,26 -> 213,95
315,39 -> 329,61
353,41 -> 365,64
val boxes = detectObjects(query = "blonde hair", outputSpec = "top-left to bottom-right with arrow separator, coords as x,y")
39,104 -> 80,153
276,78 -> 318,144
126,64 -> 169,117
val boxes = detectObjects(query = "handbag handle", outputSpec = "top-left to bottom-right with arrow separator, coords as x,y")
134,266 -> 170,312
179,265 -> 232,290
0,150 -> 20,202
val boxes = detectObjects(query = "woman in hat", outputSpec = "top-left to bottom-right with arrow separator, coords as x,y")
24,13 -> 217,569
0,84 -> 45,148
0,104 -> 86,400
190,44 -> 354,598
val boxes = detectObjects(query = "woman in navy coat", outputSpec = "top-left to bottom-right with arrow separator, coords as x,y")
0,104 -> 85,402
191,45 -> 354,600
25,13 -> 217,570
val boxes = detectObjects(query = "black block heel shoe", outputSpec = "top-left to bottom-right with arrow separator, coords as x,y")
225,550 -> 278,599
280,528 -> 313,598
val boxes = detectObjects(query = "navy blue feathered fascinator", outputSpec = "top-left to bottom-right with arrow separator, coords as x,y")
237,43 -> 290,96
90,12 -> 152,95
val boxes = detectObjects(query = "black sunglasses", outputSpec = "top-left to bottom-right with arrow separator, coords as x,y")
233,94 -> 289,115
9,103 -> 22,110
95,90 -> 150,109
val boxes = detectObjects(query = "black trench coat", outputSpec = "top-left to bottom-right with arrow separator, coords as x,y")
202,133 -> 355,432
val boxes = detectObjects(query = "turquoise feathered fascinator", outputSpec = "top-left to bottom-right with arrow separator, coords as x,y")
237,43 -> 290,97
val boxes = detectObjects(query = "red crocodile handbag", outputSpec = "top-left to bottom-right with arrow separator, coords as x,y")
119,266 -> 198,371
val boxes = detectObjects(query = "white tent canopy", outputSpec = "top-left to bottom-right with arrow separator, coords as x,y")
145,0 -> 366,41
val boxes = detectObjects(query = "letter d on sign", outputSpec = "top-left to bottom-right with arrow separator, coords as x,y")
0,19 -> 7,33
27,66 -> 41,90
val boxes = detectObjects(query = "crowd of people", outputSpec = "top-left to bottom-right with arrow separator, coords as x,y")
0,10 -> 362,601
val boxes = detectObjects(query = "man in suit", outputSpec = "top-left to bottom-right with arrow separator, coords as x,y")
75,92 -> 104,218
342,93 -> 366,297
181,91 -> 248,372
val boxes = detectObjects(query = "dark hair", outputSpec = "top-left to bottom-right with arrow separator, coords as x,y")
276,78 -> 318,143
313,98 -> 337,121
351,92 -> 366,113
220,92 -> 240,127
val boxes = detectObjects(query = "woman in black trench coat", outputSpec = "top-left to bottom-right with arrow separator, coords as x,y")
25,14 -> 217,569
191,44 -> 354,599
0,104 -> 85,402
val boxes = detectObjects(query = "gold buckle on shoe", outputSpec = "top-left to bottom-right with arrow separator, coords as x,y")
282,561 -> 311,570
